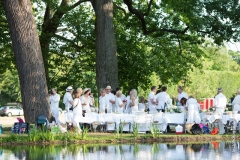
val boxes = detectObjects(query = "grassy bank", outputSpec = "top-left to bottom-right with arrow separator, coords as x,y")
1,129 -> 240,146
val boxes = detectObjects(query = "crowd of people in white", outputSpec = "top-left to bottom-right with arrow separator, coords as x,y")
49,84 -> 240,135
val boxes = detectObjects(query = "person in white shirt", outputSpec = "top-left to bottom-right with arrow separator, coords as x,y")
77,88 -> 83,96
129,89 -> 139,114
72,92 -> 83,134
156,86 -> 171,112
105,86 -> 115,113
138,96 -> 146,112
99,88 -> 108,114
63,86 -> 74,112
231,88 -> 240,131
116,87 -> 127,101
186,96 -> 201,124
80,88 -> 93,116
49,88 -> 61,125
174,86 -> 188,106
148,86 -> 157,113
115,91 -> 126,114
214,88 -> 227,134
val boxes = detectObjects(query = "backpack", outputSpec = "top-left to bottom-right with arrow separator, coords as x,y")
202,126 -> 210,134
190,124 -> 202,135
210,128 -> 218,135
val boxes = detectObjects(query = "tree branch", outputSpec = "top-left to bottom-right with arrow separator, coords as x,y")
123,0 -> 189,35
114,3 -> 127,15
54,34 -> 85,51
144,0 -> 153,16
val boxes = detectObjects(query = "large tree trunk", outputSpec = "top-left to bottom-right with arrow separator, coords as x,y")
92,0 -> 118,91
3,0 -> 51,123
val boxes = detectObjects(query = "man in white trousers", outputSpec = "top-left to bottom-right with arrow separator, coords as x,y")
214,88 -> 227,134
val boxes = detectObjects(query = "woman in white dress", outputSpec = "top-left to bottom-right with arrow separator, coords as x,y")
126,90 -> 132,114
72,92 -> 83,134
99,88 -> 108,114
232,88 -> 240,131
80,88 -> 93,116
129,89 -> 139,114
115,91 -> 126,113
138,96 -> 146,112
186,96 -> 201,124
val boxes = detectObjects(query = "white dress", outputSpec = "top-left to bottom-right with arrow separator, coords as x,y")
72,98 -> 83,132
80,96 -> 92,113
186,98 -> 201,124
128,97 -> 139,114
138,103 -> 145,111
116,97 -> 124,113
50,94 -> 61,124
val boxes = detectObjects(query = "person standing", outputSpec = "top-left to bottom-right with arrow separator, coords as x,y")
156,86 -> 171,112
99,88 -> 108,114
80,88 -> 93,116
63,86 -> 74,112
105,86 -> 115,113
72,92 -> 83,134
129,89 -> 139,114
186,96 -> 201,124
214,88 -> 227,134
116,87 -> 127,101
49,88 -> 61,125
77,88 -> 83,96
176,86 -> 188,106
115,91 -> 126,114
148,86 -> 157,113
231,88 -> 240,132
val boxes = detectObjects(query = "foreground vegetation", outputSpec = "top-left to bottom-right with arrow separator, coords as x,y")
1,128 -> 240,145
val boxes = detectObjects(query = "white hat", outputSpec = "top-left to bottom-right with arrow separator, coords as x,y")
66,86 -> 73,91
106,86 -> 111,90
83,88 -> 90,94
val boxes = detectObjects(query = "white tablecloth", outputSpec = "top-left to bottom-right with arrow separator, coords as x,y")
201,113 -> 231,124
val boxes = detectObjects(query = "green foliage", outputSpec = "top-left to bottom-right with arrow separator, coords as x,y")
132,123 -> 139,137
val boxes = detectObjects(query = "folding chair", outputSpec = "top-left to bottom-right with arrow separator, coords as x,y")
103,114 -> 116,132
92,113 -> 104,132
151,112 -> 164,133
120,114 -> 134,133
134,112 -> 147,133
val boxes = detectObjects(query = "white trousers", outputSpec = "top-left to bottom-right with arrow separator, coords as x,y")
51,109 -> 62,125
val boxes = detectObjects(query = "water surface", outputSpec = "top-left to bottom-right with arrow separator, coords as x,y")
0,141 -> 240,160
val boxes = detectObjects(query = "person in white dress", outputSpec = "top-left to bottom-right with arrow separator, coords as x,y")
148,86 -> 157,113
214,88 -> 227,134
175,86 -> 188,106
80,88 -> 93,116
49,88 -> 62,125
125,90 -> 132,114
138,97 -> 146,112
231,88 -> 240,131
72,92 -> 83,134
116,87 -> 127,101
105,86 -> 115,113
99,88 -> 108,114
156,86 -> 171,112
129,89 -> 139,114
186,96 -> 201,124
115,91 -> 126,114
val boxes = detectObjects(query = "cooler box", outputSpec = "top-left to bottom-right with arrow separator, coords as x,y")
175,125 -> 183,134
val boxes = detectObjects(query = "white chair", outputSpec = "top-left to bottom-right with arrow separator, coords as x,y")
91,113 -> 104,132
103,114 -> 116,132
151,112 -> 164,132
134,112 -> 147,133
120,114 -> 134,133
80,113 -> 94,131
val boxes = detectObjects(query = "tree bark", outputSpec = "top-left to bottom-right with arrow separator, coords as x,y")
3,0 -> 51,123
91,0 -> 118,91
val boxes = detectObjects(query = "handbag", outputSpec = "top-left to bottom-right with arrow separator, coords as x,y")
69,99 -> 79,111
161,103 -> 168,112
190,124 -> 202,135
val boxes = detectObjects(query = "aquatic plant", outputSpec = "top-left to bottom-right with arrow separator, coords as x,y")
132,123 -> 139,137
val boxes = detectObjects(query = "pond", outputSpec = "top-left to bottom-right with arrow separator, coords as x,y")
0,141 -> 240,160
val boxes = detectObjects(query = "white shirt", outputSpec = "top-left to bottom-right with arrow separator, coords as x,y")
99,96 -> 108,112
50,94 -> 60,111
116,97 -> 124,113
232,95 -> 240,111
214,93 -> 227,109
186,98 -> 200,110
105,92 -> 115,107
63,92 -> 73,110
156,92 -> 171,109
121,94 -> 126,101
138,103 -> 145,111
126,95 -> 131,108
148,92 -> 156,111
178,91 -> 188,101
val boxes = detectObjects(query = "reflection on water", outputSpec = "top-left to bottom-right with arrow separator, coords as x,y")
1,141 -> 240,160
